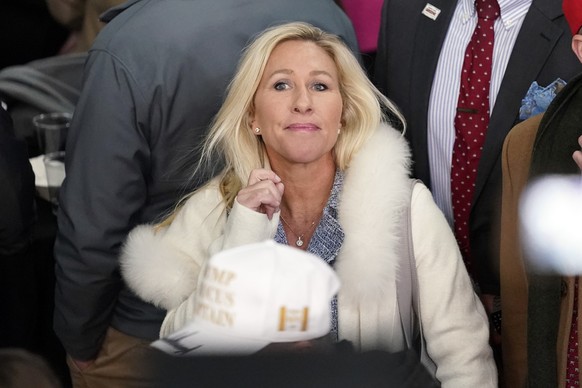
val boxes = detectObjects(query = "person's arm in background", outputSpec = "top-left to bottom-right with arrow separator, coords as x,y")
53,49 -> 150,367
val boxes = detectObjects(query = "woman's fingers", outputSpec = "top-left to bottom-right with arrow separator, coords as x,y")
573,150 -> 582,171
573,135 -> 582,172
263,181 -> 285,219
237,169 -> 284,219
248,169 -> 282,186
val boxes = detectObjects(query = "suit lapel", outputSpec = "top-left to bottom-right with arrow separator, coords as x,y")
410,0 -> 457,87
408,0 -> 457,184
474,0 -> 564,202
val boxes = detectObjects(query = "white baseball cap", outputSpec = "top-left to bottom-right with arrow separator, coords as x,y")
151,240 -> 340,356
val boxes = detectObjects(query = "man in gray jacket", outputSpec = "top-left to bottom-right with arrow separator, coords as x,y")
53,0 -> 358,386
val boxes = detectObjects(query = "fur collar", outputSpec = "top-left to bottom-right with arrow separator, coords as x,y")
335,124 -> 412,307
121,124 -> 412,311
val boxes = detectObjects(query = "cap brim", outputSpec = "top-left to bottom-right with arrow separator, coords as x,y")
151,321 -> 270,356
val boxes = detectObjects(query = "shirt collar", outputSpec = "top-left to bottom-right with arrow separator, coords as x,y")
460,0 -> 532,29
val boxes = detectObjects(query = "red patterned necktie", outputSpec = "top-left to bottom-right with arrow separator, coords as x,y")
567,277 -> 579,387
451,0 -> 500,279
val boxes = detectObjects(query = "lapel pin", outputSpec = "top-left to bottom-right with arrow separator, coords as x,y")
422,3 -> 441,20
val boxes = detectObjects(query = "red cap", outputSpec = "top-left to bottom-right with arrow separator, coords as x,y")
564,0 -> 582,35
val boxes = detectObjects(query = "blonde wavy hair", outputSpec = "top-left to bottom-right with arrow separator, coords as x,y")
160,22 -> 405,227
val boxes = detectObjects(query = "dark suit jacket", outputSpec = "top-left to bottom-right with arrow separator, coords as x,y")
375,0 -> 582,293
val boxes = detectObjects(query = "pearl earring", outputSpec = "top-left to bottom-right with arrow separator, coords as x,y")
337,128 -> 341,135
254,127 -> 261,134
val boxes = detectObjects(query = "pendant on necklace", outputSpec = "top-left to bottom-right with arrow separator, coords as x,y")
296,236 -> 304,247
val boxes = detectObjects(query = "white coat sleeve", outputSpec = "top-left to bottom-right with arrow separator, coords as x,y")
120,184 -> 226,313
158,197 -> 279,336
411,183 -> 497,387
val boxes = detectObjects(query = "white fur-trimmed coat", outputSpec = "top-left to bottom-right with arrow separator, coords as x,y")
121,125 -> 497,386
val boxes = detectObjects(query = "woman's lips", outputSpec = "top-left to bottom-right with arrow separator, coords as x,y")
286,123 -> 319,131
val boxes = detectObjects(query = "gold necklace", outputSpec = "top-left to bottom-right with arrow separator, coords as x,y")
280,216 -> 316,247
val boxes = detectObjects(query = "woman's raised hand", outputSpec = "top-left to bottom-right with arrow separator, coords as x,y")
236,169 -> 284,220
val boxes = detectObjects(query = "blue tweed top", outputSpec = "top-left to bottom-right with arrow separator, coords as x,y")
274,170 -> 345,340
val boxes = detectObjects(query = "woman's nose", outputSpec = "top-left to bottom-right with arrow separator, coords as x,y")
292,87 -> 312,113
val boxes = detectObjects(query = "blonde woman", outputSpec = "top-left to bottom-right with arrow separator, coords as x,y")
121,22 -> 497,386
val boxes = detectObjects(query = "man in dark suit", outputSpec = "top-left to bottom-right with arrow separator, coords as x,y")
374,0 -> 582,346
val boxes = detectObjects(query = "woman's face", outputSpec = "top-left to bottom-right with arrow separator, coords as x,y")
251,40 -> 343,168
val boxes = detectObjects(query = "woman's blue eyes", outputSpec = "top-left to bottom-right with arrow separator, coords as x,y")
313,83 -> 328,91
274,82 -> 288,90
273,82 -> 328,91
